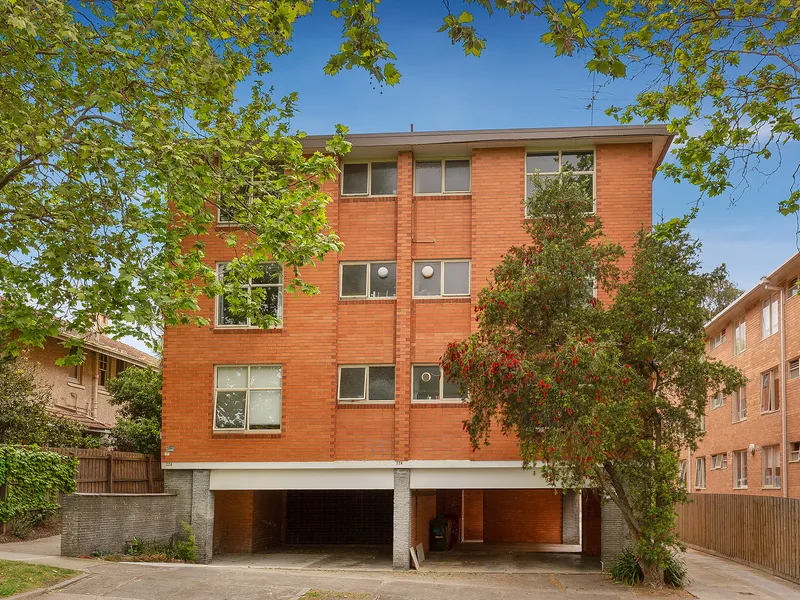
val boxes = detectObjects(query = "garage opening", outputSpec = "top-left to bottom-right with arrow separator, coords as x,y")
285,490 -> 392,545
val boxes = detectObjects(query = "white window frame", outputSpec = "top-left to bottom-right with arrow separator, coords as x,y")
679,460 -> 687,488
733,450 -> 748,489
710,327 -> 727,350
761,445 -> 782,489
694,457 -> 707,489
213,364 -> 282,432
732,317 -> 746,355
411,364 -> 466,404
412,260 -> 471,299
524,149 -> 596,216
789,276 -> 800,298
760,368 -> 780,414
732,385 -> 747,423
339,261 -> 397,299
789,358 -> 800,380
710,392 -> 725,410
413,158 -> 472,195
711,453 -> 727,470
215,262 -> 284,328
340,160 -> 398,197
337,365 -> 396,404
98,354 -> 109,390
790,442 -> 800,463
762,292 -> 779,339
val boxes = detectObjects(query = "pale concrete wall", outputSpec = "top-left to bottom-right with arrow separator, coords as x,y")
393,468 -> 411,569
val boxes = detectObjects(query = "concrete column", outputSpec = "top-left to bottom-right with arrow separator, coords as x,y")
393,468 -> 411,570
163,469 -> 215,564
561,490 -> 581,545
600,500 -> 629,568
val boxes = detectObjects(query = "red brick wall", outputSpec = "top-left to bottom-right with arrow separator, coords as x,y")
252,491 -> 285,550
162,141 -> 657,465
581,490 -> 602,556
462,490 -> 484,541
213,490 -> 255,553
411,491 -> 437,553
482,489 -> 563,544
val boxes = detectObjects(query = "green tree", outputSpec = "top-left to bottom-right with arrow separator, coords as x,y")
441,176 -> 743,586
107,367 -> 162,455
0,0 -> 402,357
703,265 -> 744,319
0,357 -> 99,448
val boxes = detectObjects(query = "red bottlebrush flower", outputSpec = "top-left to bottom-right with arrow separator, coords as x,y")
567,407 -> 573,415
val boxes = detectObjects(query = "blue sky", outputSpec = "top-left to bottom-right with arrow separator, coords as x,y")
125,1 -> 800,353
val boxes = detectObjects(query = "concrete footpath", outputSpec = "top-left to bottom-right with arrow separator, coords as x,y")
0,536 -> 798,599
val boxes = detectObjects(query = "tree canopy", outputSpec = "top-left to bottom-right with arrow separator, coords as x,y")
106,366 -> 162,455
703,265 -> 744,319
441,175 -> 744,584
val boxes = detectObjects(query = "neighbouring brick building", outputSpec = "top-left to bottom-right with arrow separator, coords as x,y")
685,252 -> 800,499
28,325 -> 159,434
161,125 -> 674,565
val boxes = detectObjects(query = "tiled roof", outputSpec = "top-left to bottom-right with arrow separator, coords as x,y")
47,405 -> 112,432
59,331 -> 160,368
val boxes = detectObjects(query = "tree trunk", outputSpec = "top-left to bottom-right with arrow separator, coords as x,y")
641,562 -> 664,587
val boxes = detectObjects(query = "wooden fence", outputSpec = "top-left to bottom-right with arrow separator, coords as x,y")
50,448 -> 164,494
676,493 -> 800,584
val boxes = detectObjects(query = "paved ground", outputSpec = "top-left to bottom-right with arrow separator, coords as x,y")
0,536 -> 798,599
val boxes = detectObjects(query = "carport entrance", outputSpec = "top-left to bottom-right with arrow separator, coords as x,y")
285,490 -> 392,545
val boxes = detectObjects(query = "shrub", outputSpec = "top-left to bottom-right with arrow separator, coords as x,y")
98,522 -> 197,564
9,506 -> 57,539
173,521 -> 197,563
609,548 -> 688,587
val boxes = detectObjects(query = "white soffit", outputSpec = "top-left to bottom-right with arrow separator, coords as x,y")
210,468 -> 394,491
410,467 -> 552,490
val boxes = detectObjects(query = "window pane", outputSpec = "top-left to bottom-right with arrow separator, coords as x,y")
573,174 -> 594,205
341,264 -> 368,297
415,161 -> 442,194
249,390 -> 281,429
526,153 -> 559,173
444,160 -> 470,192
369,263 -> 396,298
219,295 -> 247,325
217,366 -> 247,388
250,366 -> 281,389
526,173 -> 558,202
771,297 -> 779,334
762,300 -> 771,337
258,287 -> 282,319
443,261 -> 470,296
561,151 -> 594,171
252,263 -> 282,285
368,366 -> 395,401
370,162 -> 398,195
339,367 -> 366,399
342,163 -> 369,195
413,365 -> 441,400
215,391 -> 246,429
443,371 -> 461,399
414,262 -> 441,296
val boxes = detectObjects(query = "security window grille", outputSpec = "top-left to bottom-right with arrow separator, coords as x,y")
733,450 -> 748,489
414,159 -> 471,194
525,150 -> 595,215
694,457 -> 706,489
710,328 -> 727,350
711,453 -> 727,470
338,366 -> 396,403
790,358 -> 800,380
761,368 -> 780,413
412,365 -> 464,402
98,354 -> 109,389
340,262 -> 397,298
762,445 -> 781,489
733,317 -> 746,355
341,162 -> 398,196
711,392 -> 725,410
217,263 -> 283,327
214,365 -> 281,431
732,385 -> 747,422
413,260 -> 470,297
762,293 -> 779,338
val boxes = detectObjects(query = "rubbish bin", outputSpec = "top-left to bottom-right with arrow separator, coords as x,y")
429,516 -> 454,551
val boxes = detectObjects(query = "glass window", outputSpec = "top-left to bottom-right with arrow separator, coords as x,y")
414,161 -> 443,194
789,358 -> 800,380
214,365 -> 281,431
762,445 -> 781,488
762,293 -> 779,338
761,368 -> 780,413
734,450 -> 748,488
370,162 -> 398,195
414,159 -> 471,194
679,460 -> 687,487
413,260 -> 470,297
99,354 -> 109,389
217,263 -> 283,326
443,261 -> 470,296
694,457 -> 706,489
733,317 -> 746,355
710,328 -> 726,349
790,442 -> 800,463
414,261 -> 442,297
732,385 -> 747,422
444,160 -> 470,192
342,163 -> 369,195
525,150 -> 595,215
412,365 -> 465,402
340,262 -> 396,298
711,392 -> 725,410
338,366 -> 395,402
711,453 -> 727,470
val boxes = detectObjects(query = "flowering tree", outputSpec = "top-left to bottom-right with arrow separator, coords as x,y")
441,176 -> 743,585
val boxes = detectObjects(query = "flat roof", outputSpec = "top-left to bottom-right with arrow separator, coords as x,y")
302,124 -> 674,171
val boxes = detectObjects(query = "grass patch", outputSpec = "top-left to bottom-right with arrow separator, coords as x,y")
300,591 -> 374,600
0,559 -> 78,597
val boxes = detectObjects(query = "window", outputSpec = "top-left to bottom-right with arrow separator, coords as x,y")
733,450 -> 748,489
412,365 -> 464,402
114,359 -> 128,377
733,317 -> 746,355
217,263 -> 283,327
711,453 -> 728,470
98,354 -> 109,389
214,365 -> 282,431
679,460 -> 687,487
699,410 -> 706,433
790,358 -> 800,380
694,457 -> 706,489
710,328 -> 727,350
762,293 -> 779,338
341,162 -> 398,196
413,260 -> 470,297
67,348 -> 82,384
338,366 -> 396,403
760,368 -> 780,413
790,277 -> 800,297
762,445 -> 781,489
790,442 -> 800,463
340,262 -> 396,299
525,150 -> 595,215
732,385 -> 747,422
414,159 -> 470,194
711,392 -> 725,410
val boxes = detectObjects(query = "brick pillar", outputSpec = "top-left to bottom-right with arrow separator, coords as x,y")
393,468 -> 411,569
561,490 -> 581,545
601,499 -> 629,568
164,469 -> 215,564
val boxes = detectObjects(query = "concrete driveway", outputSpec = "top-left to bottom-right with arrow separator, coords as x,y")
0,536 -> 798,599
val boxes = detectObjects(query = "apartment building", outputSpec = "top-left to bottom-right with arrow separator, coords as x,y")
685,252 -> 800,499
161,125 -> 674,566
